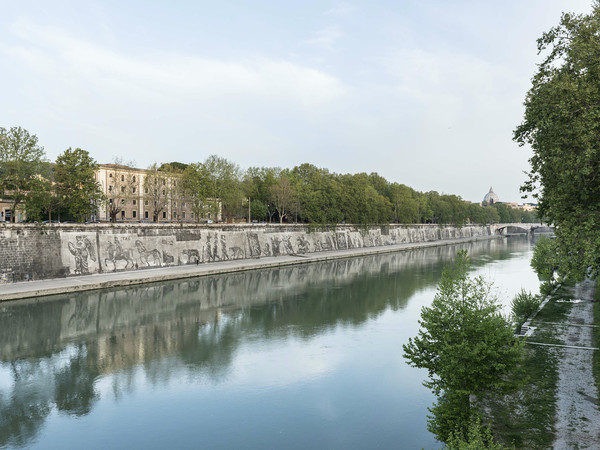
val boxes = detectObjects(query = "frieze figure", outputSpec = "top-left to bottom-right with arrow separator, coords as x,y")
68,236 -> 97,274
182,249 -> 200,264
135,240 -> 161,266
105,237 -> 135,271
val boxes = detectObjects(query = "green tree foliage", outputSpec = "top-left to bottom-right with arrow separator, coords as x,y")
55,148 -> 104,222
445,418 -> 510,450
514,3 -> 600,280
530,236 -> 560,282
402,251 -> 523,443
203,155 -> 242,220
0,127 -> 47,222
182,162 -> 210,223
23,162 -> 61,222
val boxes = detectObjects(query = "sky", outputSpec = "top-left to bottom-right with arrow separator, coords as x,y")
0,0 -> 593,203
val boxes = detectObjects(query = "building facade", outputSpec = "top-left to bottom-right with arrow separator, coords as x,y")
95,164 -> 221,223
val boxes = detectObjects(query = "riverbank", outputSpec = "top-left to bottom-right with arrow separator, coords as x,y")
0,235 -> 499,302
485,279 -> 600,448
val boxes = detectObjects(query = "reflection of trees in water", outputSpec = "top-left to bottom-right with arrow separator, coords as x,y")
0,344 -> 99,448
0,238 -> 531,447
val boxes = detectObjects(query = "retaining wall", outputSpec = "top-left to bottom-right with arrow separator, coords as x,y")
0,223 -> 493,284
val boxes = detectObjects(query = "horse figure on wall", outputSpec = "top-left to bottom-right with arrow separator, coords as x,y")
104,237 -> 135,271
136,240 -> 162,266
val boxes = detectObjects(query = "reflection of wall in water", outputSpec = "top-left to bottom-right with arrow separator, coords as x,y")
0,224 -> 492,283
0,237 -> 528,449
0,238 -> 505,365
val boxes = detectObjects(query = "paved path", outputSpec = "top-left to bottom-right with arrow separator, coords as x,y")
0,236 -> 493,302
551,279 -> 600,449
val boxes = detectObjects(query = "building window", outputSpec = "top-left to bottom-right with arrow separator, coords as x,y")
162,211 -> 167,219
121,186 -> 125,193
208,213 -> 211,219
133,176 -> 136,183
182,202 -> 186,208
133,210 -> 137,218
144,200 -> 149,206
121,210 -> 125,219
121,175 -> 125,182
182,212 -> 186,219
145,211 -> 149,219
162,180 -> 166,186
173,201 -> 177,207
132,187 -> 136,193
109,199 -> 113,204
109,173 -> 113,178
145,188 -> 148,194
162,190 -> 166,195
133,200 -> 137,206
121,199 -> 125,205
191,213 -> 194,219
108,185 -> 113,193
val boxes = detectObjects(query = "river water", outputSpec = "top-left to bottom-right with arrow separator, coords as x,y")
0,237 -> 540,449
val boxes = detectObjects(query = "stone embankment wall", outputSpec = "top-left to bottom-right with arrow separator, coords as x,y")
0,223 -> 492,284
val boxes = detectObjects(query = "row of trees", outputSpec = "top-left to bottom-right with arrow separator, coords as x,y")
1,126 -> 537,224
0,127 -> 104,222
177,160 -> 537,225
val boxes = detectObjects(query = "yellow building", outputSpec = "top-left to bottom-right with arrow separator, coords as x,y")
95,164 -> 221,223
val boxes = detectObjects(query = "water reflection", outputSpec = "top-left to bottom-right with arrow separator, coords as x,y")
0,237 -> 532,449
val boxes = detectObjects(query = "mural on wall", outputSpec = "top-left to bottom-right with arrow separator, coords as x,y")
135,240 -> 161,267
182,249 -> 200,264
247,233 -> 261,257
67,236 -> 97,275
105,237 -> 135,271
297,236 -> 310,253
55,225 -> 493,278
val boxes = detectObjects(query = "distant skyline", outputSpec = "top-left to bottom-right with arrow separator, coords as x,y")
1,0 -> 592,203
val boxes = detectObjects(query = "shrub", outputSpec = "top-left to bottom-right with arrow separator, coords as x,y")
530,236 -> 558,281
511,289 -> 541,324
446,418 -> 511,450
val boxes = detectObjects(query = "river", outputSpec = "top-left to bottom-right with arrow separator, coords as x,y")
0,236 -> 540,449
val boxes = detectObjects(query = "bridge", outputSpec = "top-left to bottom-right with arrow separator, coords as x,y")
490,223 -> 553,236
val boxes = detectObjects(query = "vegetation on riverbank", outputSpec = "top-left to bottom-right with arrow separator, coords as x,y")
403,251 -> 524,444
483,286 -> 572,449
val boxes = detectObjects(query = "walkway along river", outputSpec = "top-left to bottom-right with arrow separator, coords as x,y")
0,236 -> 540,449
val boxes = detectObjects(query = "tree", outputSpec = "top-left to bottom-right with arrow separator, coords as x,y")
144,163 -> 171,223
0,127 -> 47,222
530,236 -> 560,282
269,174 -> 296,223
402,251 -> 523,443
204,155 -> 242,221
23,163 -> 61,222
514,3 -> 600,280
55,148 -> 104,222
104,159 -> 139,223
182,162 -> 211,223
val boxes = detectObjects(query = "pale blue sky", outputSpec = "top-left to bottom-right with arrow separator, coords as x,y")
0,0 -> 592,202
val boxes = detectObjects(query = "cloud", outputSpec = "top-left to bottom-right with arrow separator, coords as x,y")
4,20 -> 347,109
324,5 -> 357,16
301,25 -> 344,51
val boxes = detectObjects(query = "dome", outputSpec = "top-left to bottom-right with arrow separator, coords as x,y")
483,187 -> 499,205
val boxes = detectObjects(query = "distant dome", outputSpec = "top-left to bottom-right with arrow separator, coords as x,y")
483,187 -> 499,205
